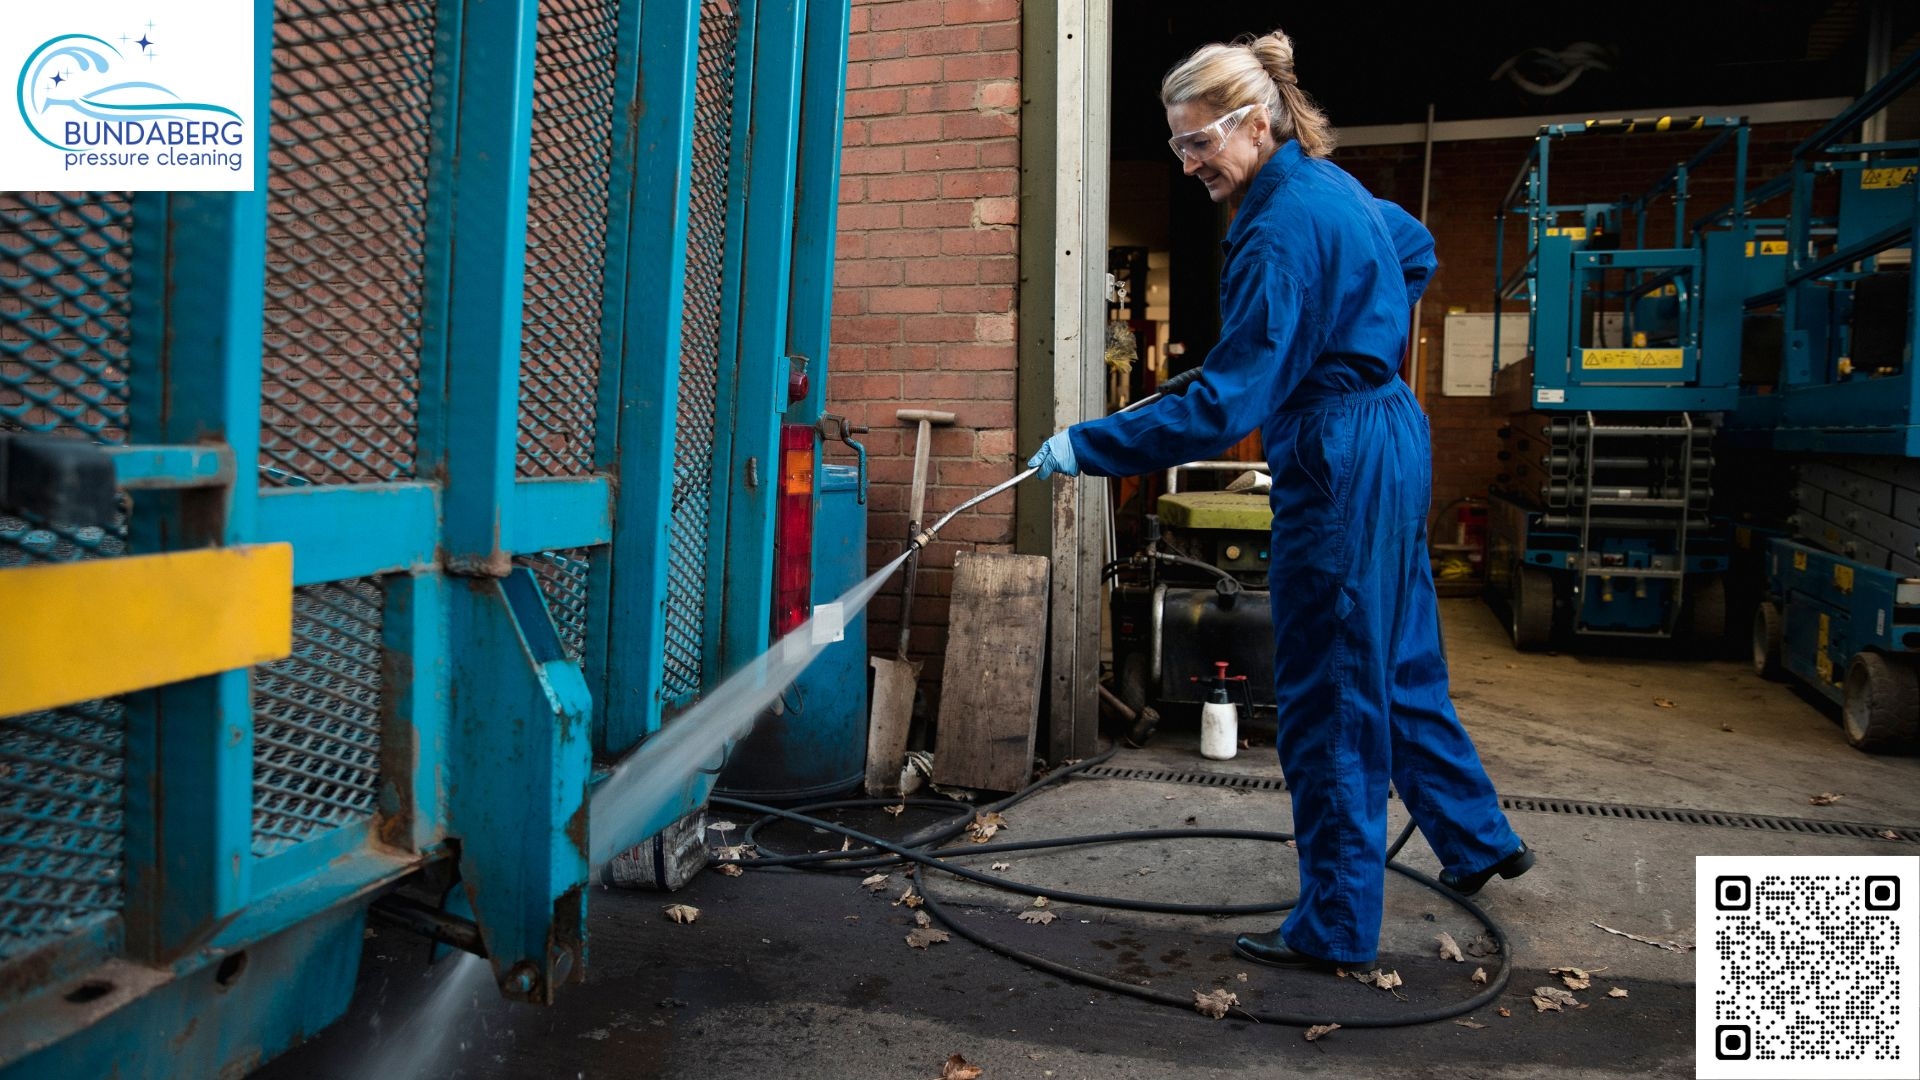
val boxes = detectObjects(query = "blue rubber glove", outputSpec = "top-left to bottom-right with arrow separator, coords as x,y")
1026,429 -> 1079,479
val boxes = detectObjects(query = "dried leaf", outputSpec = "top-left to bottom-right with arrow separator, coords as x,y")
915,910 -> 933,928
1497,1007 -> 1511,1018
1193,988 -> 1239,1020
1653,697 -> 1676,708
884,804 -> 907,818
861,873 -> 890,893
706,821 -> 740,833
1550,966 -> 1592,990
1532,995 -> 1563,1013
1464,932 -> 1498,958
1017,909 -> 1056,925
1137,867 -> 1156,876
1235,972 -> 1249,982
1880,830 -> 1903,841
840,836 -> 852,852
1607,987 -> 1629,999
939,1053 -> 983,1080
1720,723 -> 1734,732
715,863 -> 744,877
1809,792 -> 1844,806
1471,967 -> 1488,985
990,862 -> 1012,872
1437,932 -> 1465,962
1303,1023 -> 1340,1042
968,812 -> 1009,843
905,927 -> 950,949
1031,896 -> 1050,909
662,904 -> 700,925
1454,1019 -> 1486,1030
894,887 -> 923,909
1359,969 -> 1403,991
1533,985 -> 1579,1007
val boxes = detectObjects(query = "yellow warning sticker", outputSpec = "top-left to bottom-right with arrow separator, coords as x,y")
1580,348 -> 1685,370
1745,240 -> 1789,257
1834,564 -> 1855,593
1546,227 -> 1588,239
1816,614 -> 1833,683
1793,551 -> 1808,572
1861,166 -> 1917,190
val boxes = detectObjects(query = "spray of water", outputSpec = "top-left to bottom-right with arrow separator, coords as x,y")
346,950 -> 490,1079
346,552 -> 911,1079
587,551 -> 910,868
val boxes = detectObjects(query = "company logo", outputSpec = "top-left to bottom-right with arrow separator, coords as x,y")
2,5 -> 255,192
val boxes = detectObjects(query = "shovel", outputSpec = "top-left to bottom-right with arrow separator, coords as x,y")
866,407 -> 955,796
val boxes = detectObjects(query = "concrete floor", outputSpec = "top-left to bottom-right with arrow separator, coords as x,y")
258,598 -> 1920,1080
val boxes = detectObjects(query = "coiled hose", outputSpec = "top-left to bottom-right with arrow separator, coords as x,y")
711,747 -> 1513,1028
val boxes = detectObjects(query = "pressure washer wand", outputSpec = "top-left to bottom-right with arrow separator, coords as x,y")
908,364 -> 1205,551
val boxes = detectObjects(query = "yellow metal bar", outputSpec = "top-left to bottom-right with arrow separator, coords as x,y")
1,544 -> 293,717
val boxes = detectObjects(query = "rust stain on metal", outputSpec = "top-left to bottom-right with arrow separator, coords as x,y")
375,648 -> 418,850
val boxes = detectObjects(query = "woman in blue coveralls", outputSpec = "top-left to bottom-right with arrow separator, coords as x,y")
1028,29 -> 1535,971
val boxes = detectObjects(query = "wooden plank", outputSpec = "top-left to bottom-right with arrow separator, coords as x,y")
865,655 -> 920,796
934,552 -> 1050,792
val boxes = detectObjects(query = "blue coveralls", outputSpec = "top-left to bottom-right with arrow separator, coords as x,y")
1069,139 -> 1522,963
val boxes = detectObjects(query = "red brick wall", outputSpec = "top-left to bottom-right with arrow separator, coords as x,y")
1333,121 -> 1818,525
830,0 -> 1022,687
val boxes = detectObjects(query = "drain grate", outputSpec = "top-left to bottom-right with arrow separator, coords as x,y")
1076,764 -> 1920,843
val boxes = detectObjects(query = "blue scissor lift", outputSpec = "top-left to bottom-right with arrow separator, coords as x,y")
0,0 -> 858,1074
1488,118 -> 1747,649
1719,51 -> 1920,753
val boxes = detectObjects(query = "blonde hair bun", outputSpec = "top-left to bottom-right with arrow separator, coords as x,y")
1160,28 -> 1334,157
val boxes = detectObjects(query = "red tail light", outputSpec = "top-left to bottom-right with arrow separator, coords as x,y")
773,424 -> 816,636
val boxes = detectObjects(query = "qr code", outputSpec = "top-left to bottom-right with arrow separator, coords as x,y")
1696,855 -> 1918,1079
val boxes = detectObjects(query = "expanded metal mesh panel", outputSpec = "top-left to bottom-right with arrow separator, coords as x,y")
259,0 -> 436,486
251,578 -> 385,857
517,549 -> 591,662
0,190 -> 132,958
0,701 -> 125,961
516,0 -> 620,477
0,191 -> 132,439
660,2 -> 740,704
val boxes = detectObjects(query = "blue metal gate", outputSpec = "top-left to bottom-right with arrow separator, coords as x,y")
0,0 -> 850,1073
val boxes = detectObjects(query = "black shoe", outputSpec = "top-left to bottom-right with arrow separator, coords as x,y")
1232,929 -> 1372,972
1440,841 -> 1536,896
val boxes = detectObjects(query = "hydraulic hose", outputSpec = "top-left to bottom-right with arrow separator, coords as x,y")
711,747 -> 1516,1029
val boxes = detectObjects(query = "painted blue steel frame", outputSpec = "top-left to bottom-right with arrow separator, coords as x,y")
2,0 -> 855,1072
1764,538 -> 1920,707
1494,119 -> 1748,413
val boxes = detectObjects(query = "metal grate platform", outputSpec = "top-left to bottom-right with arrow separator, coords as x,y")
1076,764 -> 1920,842
251,578 -> 386,857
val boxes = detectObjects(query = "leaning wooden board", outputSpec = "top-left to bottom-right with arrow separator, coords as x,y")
932,551 -> 1050,792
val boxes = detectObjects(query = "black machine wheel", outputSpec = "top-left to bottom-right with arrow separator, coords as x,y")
1842,652 -> 1920,753
1510,564 -> 1554,651
1686,575 -> 1727,647
1751,601 -> 1783,680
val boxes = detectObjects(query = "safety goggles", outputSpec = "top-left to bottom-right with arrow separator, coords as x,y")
1168,103 -> 1257,165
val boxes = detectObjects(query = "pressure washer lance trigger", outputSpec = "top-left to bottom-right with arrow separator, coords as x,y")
1190,661 -> 1248,762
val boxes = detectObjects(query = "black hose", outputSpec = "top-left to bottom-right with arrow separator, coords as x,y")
710,750 -> 1516,1029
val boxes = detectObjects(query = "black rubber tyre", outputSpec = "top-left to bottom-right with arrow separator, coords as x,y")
1687,575 -> 1727,647
1751,601 -> 1783,680
1841,652 -> 1920,754
1510,564 -> 1554,652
